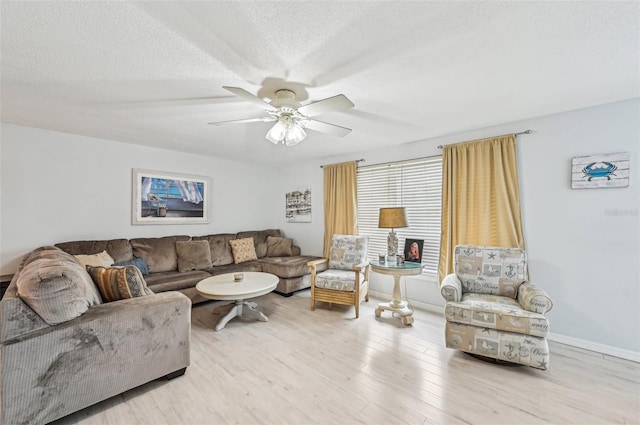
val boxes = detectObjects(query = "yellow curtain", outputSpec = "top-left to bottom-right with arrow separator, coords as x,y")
323,161 -> 358,257
438,134 -> 525,282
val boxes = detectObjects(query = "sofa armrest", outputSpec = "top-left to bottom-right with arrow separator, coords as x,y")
4,291 -> 191,345
440,273 -> 462,302
517,282 -> 553,314
1,291 -> 191,425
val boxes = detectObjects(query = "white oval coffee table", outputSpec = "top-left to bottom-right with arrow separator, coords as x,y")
196,272 -> 278,331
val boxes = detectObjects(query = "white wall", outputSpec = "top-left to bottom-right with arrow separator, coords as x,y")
0,124 -> 280,275
276,99 -> 640,357
2,99 -> 638,357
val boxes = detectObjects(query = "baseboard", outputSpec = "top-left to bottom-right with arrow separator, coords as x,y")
368,289 -> 639,363
548,332 -> 640,363
368,289 -> 445,314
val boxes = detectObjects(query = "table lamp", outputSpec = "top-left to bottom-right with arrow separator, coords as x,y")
378,207 -> 408,258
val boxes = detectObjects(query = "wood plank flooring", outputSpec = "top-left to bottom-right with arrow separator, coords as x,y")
52,291 -> 640,425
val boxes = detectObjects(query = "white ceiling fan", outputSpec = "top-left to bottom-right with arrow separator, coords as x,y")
208,86 -> 354,146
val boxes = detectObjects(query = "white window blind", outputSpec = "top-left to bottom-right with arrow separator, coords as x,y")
357,156 -> 443,274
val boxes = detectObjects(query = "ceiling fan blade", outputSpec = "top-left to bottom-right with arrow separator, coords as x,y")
298,94 -> 354,117
304,119 -> 352,137
208,116 -> 275,125
223,86 -> 277,111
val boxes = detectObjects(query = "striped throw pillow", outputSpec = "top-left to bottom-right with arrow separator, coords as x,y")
87,265 -> 154,302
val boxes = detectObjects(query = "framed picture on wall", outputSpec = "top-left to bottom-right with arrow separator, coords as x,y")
132,169 -> 210,225
403,239 -> 424,263
285,187 -> 312,223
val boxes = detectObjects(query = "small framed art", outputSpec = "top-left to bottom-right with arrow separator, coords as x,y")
403,239 -> 424,263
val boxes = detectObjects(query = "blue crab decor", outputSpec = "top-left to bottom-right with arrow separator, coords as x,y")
571,152 -> 629,189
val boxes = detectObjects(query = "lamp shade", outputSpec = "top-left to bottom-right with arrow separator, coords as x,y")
378,207 -> 408,228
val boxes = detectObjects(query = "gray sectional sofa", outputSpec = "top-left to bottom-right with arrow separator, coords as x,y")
0,228 -> 323,424
55,228 -> 325,299
0,246 -> 192,425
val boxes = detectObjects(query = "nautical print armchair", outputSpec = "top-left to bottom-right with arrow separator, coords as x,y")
307,235 -> 369,318
439,245 -> 553,369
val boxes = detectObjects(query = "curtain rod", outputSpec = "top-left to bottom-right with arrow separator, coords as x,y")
320,158 -> 365,168
437,130 -> 533,149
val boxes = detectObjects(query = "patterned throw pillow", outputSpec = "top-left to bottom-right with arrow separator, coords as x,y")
113,257 -> 149,275
87,265 -> 154,302
266,236 -> 293,257
74,250 -> 115,269
229,237 -> 258,264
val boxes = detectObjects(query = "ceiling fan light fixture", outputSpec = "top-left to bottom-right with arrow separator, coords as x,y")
285,125 -> 306,146
265,120 -> 286,144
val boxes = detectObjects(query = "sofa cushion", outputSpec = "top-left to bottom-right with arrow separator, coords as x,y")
259,256 -> 327,278
16,247 -> 103,325
176,240 -> 212,272
445,293 -> 550,338
55,239 -> 133,263
144,270 -> 212,292
193,233 -> 235,266
236,229 -> 282,258
266,236 -> 293,257
229,238 -> 258,264
73,250 -> 115,269
202,261 -> 263,276
130,235 -> 190,273
87,265 -> 154,302
113,257 -> 150,276
454,245 -> 526,299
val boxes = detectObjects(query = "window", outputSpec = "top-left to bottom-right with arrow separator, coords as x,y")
357,156 -> 442,274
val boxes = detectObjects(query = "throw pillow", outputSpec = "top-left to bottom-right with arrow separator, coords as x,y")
266,236 -> 293,257
113,257 -> 150,275
87,265 -> 154,302
175,240 -> 212,272
74,250 -> 115,269
229,237 -> 258,264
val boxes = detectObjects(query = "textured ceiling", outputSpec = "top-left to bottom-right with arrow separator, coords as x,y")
1,1 -> 639,166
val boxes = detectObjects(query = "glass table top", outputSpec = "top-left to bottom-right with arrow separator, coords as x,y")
370,260 -> 424,270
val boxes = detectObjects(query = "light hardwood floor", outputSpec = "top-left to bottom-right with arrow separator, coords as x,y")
53,291 -> 639,425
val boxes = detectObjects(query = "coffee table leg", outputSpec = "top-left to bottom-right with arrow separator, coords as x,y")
215,300 -> 241,331
214,300 -> 268,331
242,301 -> 268,322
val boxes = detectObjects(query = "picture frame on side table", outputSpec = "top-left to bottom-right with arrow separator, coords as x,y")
403,239 -> 424,263
132,169 -> 210,225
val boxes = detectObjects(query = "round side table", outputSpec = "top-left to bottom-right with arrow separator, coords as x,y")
371,261 -> 423,325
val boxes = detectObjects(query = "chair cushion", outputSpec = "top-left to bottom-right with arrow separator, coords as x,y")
315,269 -> 364,292
445,293 -> 549,338
328,235 -> 368,271
455,245 -> 526,299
